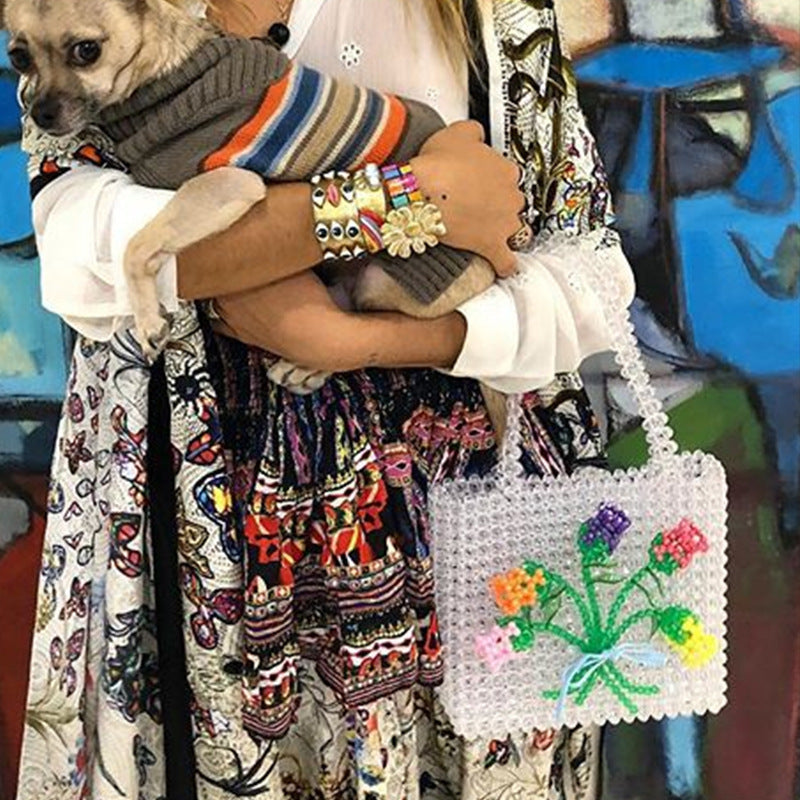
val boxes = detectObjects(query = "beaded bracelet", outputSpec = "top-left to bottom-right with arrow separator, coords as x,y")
310,163 -> 447,262
353,164 -> 389,254
381,162 -> 425,210
310,170 -> 368,261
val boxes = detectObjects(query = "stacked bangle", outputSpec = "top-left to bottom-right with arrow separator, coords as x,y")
353,164 -> 389,254
310,170 -> 367,261
310,161 -> 446,262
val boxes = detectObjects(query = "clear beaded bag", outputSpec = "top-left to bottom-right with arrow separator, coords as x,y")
429,234 -> 729,738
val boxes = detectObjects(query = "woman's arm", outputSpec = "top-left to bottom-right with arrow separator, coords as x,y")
36,122 -> 524,341
214,231 -> 635,385
214,271 -> 467,372
176,181 -> 321,301
178,121 -> 523,299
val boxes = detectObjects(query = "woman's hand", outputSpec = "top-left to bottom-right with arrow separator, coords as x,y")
214,271 -> 467,373
412,121 -> 526,278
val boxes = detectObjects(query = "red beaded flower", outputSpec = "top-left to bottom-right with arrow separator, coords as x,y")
650,519 -> 709,575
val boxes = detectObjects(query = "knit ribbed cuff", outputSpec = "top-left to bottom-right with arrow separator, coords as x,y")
375,246 -> 473,304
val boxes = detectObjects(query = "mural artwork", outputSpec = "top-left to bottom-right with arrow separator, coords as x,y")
0,1 -> 798,798
568,1 -> 800,798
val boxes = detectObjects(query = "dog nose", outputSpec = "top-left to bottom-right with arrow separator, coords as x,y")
30,96 -> 62,130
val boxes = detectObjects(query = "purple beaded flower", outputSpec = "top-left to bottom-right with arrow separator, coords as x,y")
578,503 -> 631,563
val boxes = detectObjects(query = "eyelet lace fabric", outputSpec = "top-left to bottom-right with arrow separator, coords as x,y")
429,231 -> 729,738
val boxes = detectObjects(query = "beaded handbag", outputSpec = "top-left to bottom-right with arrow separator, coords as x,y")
429,233 -> 729,737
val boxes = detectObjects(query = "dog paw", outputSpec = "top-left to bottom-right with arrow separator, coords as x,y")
136,314 -> 170,364
265,358 -> 330,395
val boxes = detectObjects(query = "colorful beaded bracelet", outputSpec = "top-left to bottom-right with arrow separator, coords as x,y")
381,162 -> 425,210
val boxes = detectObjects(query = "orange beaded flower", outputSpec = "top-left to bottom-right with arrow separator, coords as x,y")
490,566 -> 547,615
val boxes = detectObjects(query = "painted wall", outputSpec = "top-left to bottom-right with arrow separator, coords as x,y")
0,2 -> 799,798
0,29 -> 71,800
558,1 -> 800,798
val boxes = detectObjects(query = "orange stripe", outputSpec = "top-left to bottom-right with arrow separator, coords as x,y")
203,67 -> 294,172
359,95 -> 407,168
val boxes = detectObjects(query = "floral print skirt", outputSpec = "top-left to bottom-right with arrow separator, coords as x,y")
18,308 -> 605,800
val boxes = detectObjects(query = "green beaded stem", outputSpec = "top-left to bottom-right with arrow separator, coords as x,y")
581,563 -> 604,649
605,662 -> 660,697
599,664 -> 639,715
605,566 -> 657,636
544,572 -> 594,636
611,608 -> 659,643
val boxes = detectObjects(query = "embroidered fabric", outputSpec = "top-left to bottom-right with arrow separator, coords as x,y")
430,231 -> 729,737
17,2 -> 621,797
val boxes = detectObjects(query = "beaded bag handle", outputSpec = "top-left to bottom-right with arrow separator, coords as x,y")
500,232 -> 680,479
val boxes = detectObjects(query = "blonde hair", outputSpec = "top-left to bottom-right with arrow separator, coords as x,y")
198,0 -> 477,61
423,0 -> 473,61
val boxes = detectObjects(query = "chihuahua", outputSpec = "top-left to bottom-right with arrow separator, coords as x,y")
3,0 -> 511,432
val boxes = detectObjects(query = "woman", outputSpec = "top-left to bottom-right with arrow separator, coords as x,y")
18,1 -> 633,798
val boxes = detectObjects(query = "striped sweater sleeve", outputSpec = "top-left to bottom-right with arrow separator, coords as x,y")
100,38 -> 443,189
203,61 -> 442,180
97,36 -> 471,304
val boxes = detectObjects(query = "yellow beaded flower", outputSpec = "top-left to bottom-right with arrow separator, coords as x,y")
659,607 -> 718,669
381,202 -> 447,258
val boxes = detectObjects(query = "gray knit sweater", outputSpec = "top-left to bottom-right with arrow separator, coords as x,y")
98,36 -> 476,304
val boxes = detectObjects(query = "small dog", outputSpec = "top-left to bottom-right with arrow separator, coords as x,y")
3,0 -> 510,433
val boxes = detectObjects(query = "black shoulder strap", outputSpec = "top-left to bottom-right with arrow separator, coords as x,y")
465,0 -> 492,145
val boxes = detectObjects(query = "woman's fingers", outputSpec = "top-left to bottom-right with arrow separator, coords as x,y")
485,244 -> 518,278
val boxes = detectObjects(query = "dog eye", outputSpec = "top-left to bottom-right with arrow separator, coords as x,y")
7,48 -> 33,74
69,40 -> 102,67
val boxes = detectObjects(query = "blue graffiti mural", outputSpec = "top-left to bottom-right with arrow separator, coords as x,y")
575,4 -> 800,799
577,33 -> 799,538
0,31 -> 69,469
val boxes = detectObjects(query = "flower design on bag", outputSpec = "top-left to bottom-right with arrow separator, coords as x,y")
657,606 -> 718,668
474,505 -> 718,718
475,623 -> 521,674
490,566 -> 546,616
649,519 -> 708,575
578,503 -> 630,563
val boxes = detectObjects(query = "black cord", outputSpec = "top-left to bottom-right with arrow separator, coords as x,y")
148,357 -> 198,799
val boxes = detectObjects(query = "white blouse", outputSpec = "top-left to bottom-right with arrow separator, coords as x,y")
32,0 -> 635,392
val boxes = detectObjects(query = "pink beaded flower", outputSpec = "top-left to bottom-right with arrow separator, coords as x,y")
475,623 -> 521,673
650,519 -> 709,575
